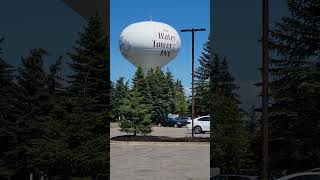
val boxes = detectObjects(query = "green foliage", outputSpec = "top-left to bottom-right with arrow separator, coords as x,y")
211,97 -> 250,173
174,91 -> 188,116
0,38 -> 18,178
119,89 -> 152,136
207,37 -> 251,171
63,14 -> 109,177
195,37 -> 239,117
268,0 -> 320,173
0,14 -> 110,179
194,38 -> 211,116
145,68 -> 174,122
111,76 -> 129,120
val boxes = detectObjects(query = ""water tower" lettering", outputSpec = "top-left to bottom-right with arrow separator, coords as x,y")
151,31 -> 178,57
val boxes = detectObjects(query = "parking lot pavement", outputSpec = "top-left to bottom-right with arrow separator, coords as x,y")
110,142 -> 210,180
110,123 -> 210,180
110,123 -> 210,138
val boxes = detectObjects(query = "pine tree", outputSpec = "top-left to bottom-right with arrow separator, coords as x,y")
8,48 -> 53,179
0,38 -> 17,178
220,58 -> 240,103
194,37 -> 211,116
29,57 -> 70,179
211,96 -> 250,173
174,91 -> 188,116
174,79 -> 184,92
164,70 -> 176,113
112,77 -> 129,120
132,66 -> 149,104
64,14 -> 109,177
119,88 -> 152,136
268,0 -> 320,173
146,68 -> 172,122
208,42 -> 250,172
173,79 -> 188,116
68,13 -> 108,114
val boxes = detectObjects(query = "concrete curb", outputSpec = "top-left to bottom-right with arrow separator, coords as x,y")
110,140 -> 210,146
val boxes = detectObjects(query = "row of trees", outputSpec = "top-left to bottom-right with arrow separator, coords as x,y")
110,66 -> 189,135
0,15 -> 109,179
111,68 -> 189,121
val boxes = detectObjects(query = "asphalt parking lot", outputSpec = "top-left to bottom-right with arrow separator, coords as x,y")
110,123 -> 210,180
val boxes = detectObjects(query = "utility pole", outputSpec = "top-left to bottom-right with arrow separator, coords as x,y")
262,0 -> 269,179
180,28 -> 206,138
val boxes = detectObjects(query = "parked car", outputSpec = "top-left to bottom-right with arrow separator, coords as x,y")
157,116 -> 188,128
276,172 -> 320,180
211,174 -> 258,180
186,115 -> 210,134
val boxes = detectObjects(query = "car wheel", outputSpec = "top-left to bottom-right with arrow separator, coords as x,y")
174,124 -> 178,128
194,126 -> 202,134
157,123 -> 162,127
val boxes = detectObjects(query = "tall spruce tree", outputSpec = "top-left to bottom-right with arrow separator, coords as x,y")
9,48 -> 53,179
146,68 -> 172,122
119,88 -> 152,136
112,77 -> 129,120
132,66 -> 149,104
268,0 -> 320,173
195,38 -> 211,116
164,70 -> 176,113
173,79 -> 188,116
29,57 -> 70,179
208,45 -> 250,172
65,14 -> 109,178
0,38 -> 17,178
118,67 -> 152,135
211,96 -> 251,173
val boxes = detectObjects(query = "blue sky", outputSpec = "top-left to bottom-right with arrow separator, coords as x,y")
0,0 -> 289,110
110,0 -> 210,94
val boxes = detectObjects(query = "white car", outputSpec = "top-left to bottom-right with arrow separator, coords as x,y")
186,115 -> 210,134
276,172 -> 320,180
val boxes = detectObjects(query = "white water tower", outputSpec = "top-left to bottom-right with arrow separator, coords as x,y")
119,21 -> 181,72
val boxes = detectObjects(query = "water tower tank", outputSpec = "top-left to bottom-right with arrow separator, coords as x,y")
119,21 -> 181,72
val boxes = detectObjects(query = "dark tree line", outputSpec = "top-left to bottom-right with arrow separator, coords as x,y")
0,15 -> 109,180
268,0 -> 320,174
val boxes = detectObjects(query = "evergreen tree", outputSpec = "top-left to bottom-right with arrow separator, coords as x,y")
29,57 -> 70,179
146,68 -> 172,122
211,96 -> 250,173
194,37 -> 211,116
174,79 -> 184,92
220,58 -> 240,103
112,77 -> 129,120
10,48 -> 53,179
208,42 -> 249,172
132,66 -> 149,104
164,70 -> 176,113
210,54 -> 239,103
173,79 -> 188,116
119,88 -> 152,136
174,91 -> 188,116
64,14 -> 109,178
268,0 -> 320,173
0,38 -> 17,178
68,13 -> 108,114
